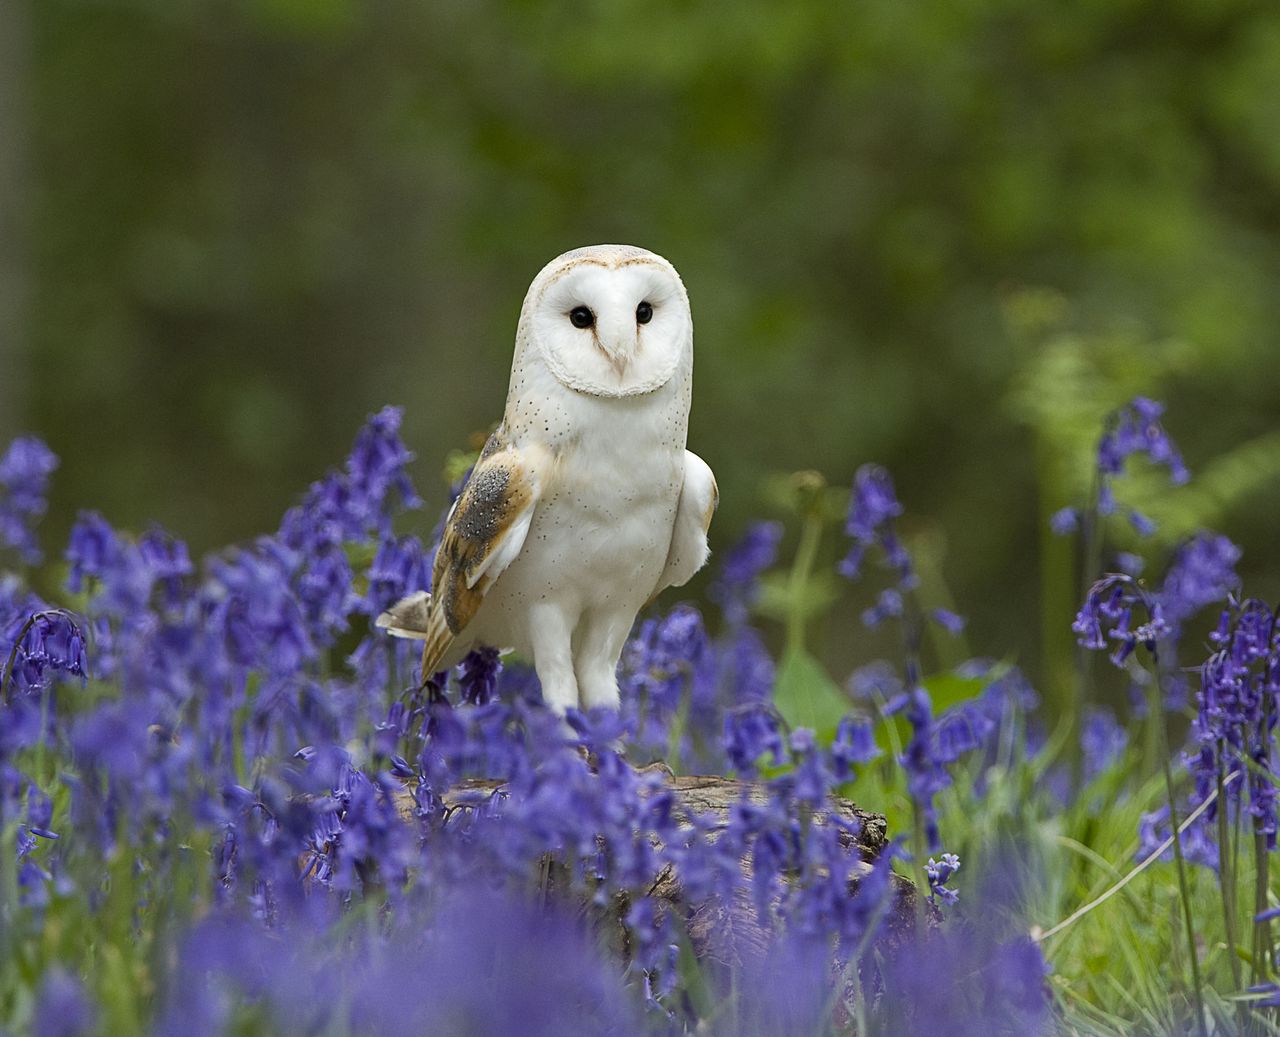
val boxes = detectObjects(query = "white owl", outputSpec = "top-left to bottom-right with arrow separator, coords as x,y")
378,244 -> 717,714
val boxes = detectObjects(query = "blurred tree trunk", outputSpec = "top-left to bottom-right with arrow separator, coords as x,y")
0,0 -> 30,439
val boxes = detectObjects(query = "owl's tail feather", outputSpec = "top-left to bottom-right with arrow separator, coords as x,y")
376,591 -> 433,640
377,590 -> 457,686
418,614 -> 456,685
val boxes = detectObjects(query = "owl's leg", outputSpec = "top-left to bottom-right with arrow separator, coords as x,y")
528,603 -> 580,715
574,609 -> 630,712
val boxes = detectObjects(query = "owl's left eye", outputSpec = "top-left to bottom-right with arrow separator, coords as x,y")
569,306 -> 595,329
636,301 -> 654,325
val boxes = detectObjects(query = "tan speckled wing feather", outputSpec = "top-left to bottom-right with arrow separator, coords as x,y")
414,429 -> 543,678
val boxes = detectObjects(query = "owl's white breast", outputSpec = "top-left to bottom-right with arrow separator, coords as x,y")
466,349 -> 691,652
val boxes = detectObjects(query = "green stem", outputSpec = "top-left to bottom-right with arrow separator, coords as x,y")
1216,752 -> 1242,993
1253,691 -> 1274,989
1,610 -> 43,704
1152,680 -> 1206,1037
785,509 -> 823,656
1253,830 -> 1270,987
913,804 -> 929,931
1069,470 -> 1104,796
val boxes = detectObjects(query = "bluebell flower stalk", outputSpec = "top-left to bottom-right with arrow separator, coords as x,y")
1053,397 -> 1194,797
0,437 -> 58,565
1073,570 -> 1207,1031
839,464 -> 967,856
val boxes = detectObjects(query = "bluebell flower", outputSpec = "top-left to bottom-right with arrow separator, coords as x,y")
0,436 -> 58,564
1158,532 -> 1241,629
861,587 -> 903,629
724,625 -> 776,704
1127,509 -> 1156,537
931,703 -> 994,766
709,521 -> 782,625
279,406 -> 422,552
1081,706 -> 1128,779
885,683 -> 947,850
926,851 -> 961,904
344,405 -> 423,526
1097,397 -> 1189,484
457,647 -> 501,705
873,918 -> 1052,1036
363,534 -> 431,614
1115,551 -> 1145,576
1053,398 -> 1189,541
2,609 -> 88,696
839,463 -> 913,586
931,607 -> 966,635
64,512 -> 123,594
1049,507 -> 1080,536
845,464 -> 903,541
137,527 -> 194,603
786,728 -> 832,806
619,604 -> 715,760
723,702 -> 785,775
1247,983 -> 1280,1008
830,713 -> 880,779
33,968 -> 94,1037
847,660 -> 904,706
1073,573 -> 1170,666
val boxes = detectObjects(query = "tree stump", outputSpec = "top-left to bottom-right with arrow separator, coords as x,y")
392,767 -> 919,968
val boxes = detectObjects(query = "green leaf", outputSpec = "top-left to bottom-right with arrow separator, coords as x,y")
921,670 -> 991,714
772,647 -> 849,738
755,569 -> 839,626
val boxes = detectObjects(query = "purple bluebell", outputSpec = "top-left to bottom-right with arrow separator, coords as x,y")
456,647 -> 501,705
723,702 -> 785,775
1097,397 -> 1189,484
709,520 -> 782,625
861,587 -> 904,629
362,534 -> 431,615
344,405 -> 423,527
2,609 -> 88,696
1115,551 -> 1145,576
1050,507 -> 1080,536
830,713 -> 880,779
885,683 -> 947,850
839,463 -> 914,586
931,703 -> 995,766
723,625 -> 776,704
64,512 -> 123,594
786,728 -> 833,806
0,436 -> 58,564
1081,706 -> 1128,779
137,527 -> 194,600
1128,509 -> 1156,537
926,851 -> 961,904
1073,573 -> 1170,666
33,968 -> 94,1037
619,604 -> 716,761
847,660 -> 904,707
1158,532 -> 1241,629
872,921 -> 1052,1036
931,607 -> 966,635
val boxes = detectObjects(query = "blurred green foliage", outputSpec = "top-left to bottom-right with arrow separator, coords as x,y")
3,0 -> 1280,690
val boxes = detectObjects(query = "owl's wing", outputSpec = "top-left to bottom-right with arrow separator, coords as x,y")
650,450 -> 717,602
377,430 -> 546,676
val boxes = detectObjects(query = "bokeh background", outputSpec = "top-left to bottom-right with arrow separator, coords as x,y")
3,0 -> 1280,694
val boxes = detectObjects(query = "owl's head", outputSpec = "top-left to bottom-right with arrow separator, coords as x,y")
520,244 -> 692,398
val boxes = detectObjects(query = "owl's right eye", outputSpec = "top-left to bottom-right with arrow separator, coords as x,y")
568,306 -> 595,329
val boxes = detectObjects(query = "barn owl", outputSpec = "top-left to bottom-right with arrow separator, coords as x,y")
377,244 -> 717,714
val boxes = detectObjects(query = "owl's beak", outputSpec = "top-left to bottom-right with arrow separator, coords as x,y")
595,313 -> 636,377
